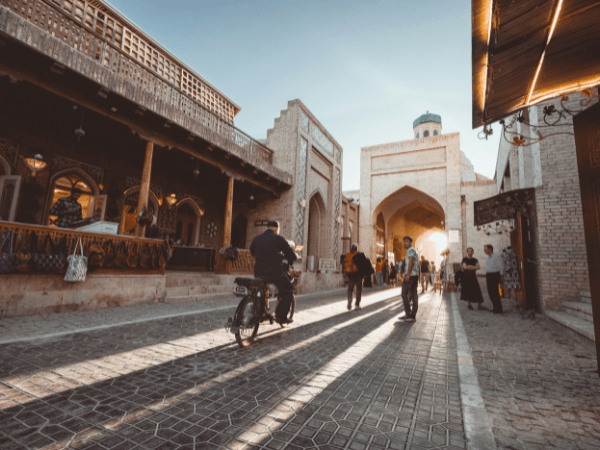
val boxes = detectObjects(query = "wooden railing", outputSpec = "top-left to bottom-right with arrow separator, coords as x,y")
215,249 -> 255,275
0,221 -> 168,274
0,0 -> 275,166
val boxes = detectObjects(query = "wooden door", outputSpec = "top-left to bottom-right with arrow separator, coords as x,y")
510,213 -> 527,311
573,102 -> 600,375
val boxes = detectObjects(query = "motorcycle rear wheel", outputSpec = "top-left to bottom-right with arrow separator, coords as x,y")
235,296 -> 260,348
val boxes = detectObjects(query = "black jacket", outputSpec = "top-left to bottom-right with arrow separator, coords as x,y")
250,229 -> 297,277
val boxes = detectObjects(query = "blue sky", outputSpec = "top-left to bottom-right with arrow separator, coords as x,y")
108,0 -> 500,190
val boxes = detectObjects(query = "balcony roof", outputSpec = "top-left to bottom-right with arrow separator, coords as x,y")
472,0 -> 600,128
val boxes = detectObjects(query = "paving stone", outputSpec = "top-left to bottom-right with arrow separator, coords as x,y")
455,292 -> 600,450
0,289 -> 469,449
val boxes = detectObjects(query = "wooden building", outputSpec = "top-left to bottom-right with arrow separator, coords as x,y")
0,0 -> 294,315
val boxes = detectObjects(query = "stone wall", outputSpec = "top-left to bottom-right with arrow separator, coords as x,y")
247,100 -> 344,272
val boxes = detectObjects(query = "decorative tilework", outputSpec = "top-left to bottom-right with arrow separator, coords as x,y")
335,148 -> 341,164
301,112 -> 309,133
52,155 -> 104,185
295,138 -> 308,245
334,168 -> 341,258
311,123 -> 334,156
0,139 -> 18,167
125,176 -> 163,200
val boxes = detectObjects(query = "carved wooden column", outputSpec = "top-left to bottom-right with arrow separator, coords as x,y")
135,141 -> 154,237
223,177 -> 234,248
220,177 -> 235,273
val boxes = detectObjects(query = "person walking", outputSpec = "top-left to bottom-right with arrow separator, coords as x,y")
343,243 -> 363,311
375,257 -> 384,289
484,244 -> 504,314
400,236 -> 419,322
461,247 -> 485,310
419,255 -> 430,292
430,261 -> 436,288
389,264 -> 398,286
383,259 -> 389,285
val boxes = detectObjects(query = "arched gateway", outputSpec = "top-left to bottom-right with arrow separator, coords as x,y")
359,113 -> 495,269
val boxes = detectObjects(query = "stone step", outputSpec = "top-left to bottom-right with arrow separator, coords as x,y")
166,284 -> 230,297
546,311 -> 595,343
165,276 -> 222,288
581,291 -> 591,304
163,292 -> 234,305
562,302 -> 593,322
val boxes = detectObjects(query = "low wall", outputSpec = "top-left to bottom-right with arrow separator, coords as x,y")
297,272 -> 345,293
0,271 -> 345,318
0,274 -> 166,318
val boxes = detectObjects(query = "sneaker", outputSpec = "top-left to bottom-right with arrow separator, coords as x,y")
399,316 -> 411,321
409,317 -> 416,322
347,301 -> 352,311
355,305 -> 361,311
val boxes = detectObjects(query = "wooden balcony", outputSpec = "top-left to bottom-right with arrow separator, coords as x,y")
0,221 -> 168,275
0,0 -> 292,189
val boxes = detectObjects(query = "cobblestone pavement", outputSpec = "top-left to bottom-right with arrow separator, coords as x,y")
0,289 -> 346,344
455,292 -> 600,450
0,288 -> 468,450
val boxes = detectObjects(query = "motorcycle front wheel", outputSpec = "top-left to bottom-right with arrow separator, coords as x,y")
235,296 -> 260,348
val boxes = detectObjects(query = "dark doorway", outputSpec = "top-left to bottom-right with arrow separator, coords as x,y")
231,214 -> 247,249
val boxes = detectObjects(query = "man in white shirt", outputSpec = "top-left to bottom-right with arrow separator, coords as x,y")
484,244 -> 504,314
400,236 -> 420,322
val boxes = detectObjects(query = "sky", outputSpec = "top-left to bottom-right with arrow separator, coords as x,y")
107,0 -> 500,191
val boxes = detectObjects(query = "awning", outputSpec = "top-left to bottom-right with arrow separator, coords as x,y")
472,0 -> 600,128
474,188 -> 535,226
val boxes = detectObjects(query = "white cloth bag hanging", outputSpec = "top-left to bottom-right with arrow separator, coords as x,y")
64,238 -> 88,282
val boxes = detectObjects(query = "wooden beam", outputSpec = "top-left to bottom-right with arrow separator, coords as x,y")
0,56 -> 283,198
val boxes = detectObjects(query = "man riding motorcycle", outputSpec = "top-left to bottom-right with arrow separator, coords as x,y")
249,220 -> 297,326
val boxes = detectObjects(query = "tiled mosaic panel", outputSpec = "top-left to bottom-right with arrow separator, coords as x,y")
334,167 -> 341,259
295,138 -> 308,245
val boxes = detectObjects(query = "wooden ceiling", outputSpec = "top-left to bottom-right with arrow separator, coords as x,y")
472,0 -> 600,128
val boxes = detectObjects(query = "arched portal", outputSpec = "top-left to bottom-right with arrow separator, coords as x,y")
174,198 -> 202,245
306,192 -> 325,271
231,214 -> 248,249
0,154 -> 11,176
120,187 -> 160,235
374,186 -> 446,268
46,169 -> 99,227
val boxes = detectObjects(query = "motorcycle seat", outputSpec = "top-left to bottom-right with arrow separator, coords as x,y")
234,277 -> 267,288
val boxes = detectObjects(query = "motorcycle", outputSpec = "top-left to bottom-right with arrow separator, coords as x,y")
225,243 -> 302,348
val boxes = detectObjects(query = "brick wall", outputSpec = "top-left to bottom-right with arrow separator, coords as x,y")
531,94 -> 593,310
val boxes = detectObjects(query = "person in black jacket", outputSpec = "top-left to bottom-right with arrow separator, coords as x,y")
249,221 -> 297,325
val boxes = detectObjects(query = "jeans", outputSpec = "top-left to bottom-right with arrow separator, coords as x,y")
347,276 -> 363,306
486,272 -> 503,313
402,276 -> 419,318
376,272 -> 383,288
258,272 -> 294,321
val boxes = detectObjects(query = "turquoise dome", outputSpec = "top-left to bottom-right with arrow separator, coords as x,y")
413,113 -> 442,128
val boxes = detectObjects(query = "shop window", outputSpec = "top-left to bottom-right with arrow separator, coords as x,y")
47,174 -> 95,227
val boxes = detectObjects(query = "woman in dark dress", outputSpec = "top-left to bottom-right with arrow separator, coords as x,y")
461,247 -> 485,310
